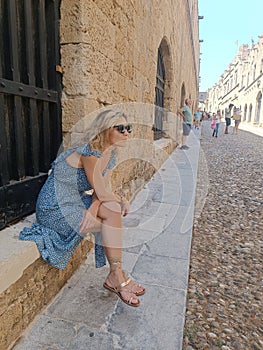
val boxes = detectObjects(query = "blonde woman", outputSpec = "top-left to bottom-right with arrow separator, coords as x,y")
20,109 -> 145,307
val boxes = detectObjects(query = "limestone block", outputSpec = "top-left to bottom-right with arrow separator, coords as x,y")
60,1 -> 82,43
91,0 -> 115,20
81,2 -> 116,60
61,44 -> 92,96
88,51 -> 114,103
0,302 -> 22,349
112,5 -> 129,39
62,96 -> 101,133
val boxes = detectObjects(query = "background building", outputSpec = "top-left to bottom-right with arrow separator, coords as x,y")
204,34 -> 263,126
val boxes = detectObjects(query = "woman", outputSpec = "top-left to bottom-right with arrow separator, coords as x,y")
20,109 -> 145,307
212,110 -> 221,137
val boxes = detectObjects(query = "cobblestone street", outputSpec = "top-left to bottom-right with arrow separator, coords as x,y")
183,121 -> 263,350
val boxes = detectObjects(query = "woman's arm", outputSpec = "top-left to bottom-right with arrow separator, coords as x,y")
80,154 -> 119,203
79,192 -> 102,233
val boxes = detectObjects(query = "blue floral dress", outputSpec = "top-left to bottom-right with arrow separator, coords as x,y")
19,144 -> 116,270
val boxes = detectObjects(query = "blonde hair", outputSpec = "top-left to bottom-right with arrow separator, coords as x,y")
86,109 -> 127,152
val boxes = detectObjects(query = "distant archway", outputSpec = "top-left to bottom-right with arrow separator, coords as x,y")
255,92 -> 262,124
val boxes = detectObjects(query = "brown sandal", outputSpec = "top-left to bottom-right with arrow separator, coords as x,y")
122,272 -> 146,296
103,277 -> 140,307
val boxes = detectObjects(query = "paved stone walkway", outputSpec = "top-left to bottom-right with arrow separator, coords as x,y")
183,122 -> 263,350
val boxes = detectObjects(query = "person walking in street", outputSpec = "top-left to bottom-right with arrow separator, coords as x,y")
194,107 -> 201,129
232,106 -> 242,135
224,103 -> 234,134
178,98 -> 193,150
19,109 -> 145,307
212,110 -> 221,137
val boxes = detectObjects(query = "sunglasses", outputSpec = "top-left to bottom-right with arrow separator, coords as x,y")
113,124 -> 132,134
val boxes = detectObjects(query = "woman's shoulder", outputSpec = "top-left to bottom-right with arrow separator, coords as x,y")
75,144 -> 102,158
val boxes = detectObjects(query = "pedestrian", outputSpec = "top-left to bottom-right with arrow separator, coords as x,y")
194,108 -> 201,129
19,109 -> 145,307
224,103 -> 234,134
212,110 -> 221,137
178,98 -> 193,150
232,106 -> 242,134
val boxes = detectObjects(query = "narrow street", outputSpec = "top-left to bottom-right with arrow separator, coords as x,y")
183,121 -> 263,350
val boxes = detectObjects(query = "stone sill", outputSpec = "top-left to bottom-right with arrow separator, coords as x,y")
153,137 -> 174,149
0,215 -> 40,294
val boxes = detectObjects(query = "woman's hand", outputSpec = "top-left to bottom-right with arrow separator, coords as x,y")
80,197 -> 102,233
80,208 -> 102,233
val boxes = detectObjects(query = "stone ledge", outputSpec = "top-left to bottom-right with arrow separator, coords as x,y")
0,215 -> 39,294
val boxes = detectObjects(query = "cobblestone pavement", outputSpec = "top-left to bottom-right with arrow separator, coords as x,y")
183,122 -> 263,350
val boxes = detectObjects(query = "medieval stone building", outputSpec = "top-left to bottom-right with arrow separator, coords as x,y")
0,1 -> 200,348
205,34 -> 263,126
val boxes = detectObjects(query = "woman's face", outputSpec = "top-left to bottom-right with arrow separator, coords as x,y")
108,117 -> 132,146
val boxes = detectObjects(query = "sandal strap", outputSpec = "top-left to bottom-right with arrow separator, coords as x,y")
118,277 -> 132,291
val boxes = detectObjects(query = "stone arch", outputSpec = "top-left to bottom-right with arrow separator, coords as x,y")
153,37 -> 173,140
255,91 -> 262,124
158,36 -> 174,110
180,83 -> 186,108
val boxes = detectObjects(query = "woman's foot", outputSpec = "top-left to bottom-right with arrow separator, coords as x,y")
104,270 -> 140,307
122,271 -> 145,296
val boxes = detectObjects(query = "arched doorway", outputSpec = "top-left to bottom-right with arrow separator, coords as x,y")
153,48 -> 165,140
255,92 -> 262,124
153,37 -> 173,140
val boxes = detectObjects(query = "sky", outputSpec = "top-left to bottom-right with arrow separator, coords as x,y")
198,0 -> 263,92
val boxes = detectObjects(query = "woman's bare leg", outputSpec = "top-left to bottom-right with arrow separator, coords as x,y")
97,202 -> 143,304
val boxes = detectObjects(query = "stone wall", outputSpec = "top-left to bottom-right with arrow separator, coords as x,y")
60,0 -> 199,194
60,0 -> 199,125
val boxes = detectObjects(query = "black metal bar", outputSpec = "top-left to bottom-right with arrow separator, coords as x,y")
0,78 -> 58,102
0,2 -> 10,186
7,0 -> 25,180
46,0 -> 62,158
0,173 -> 48,229
24,0 -> 39,175
0,95 -> 9,186
38,0 -> 51,170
